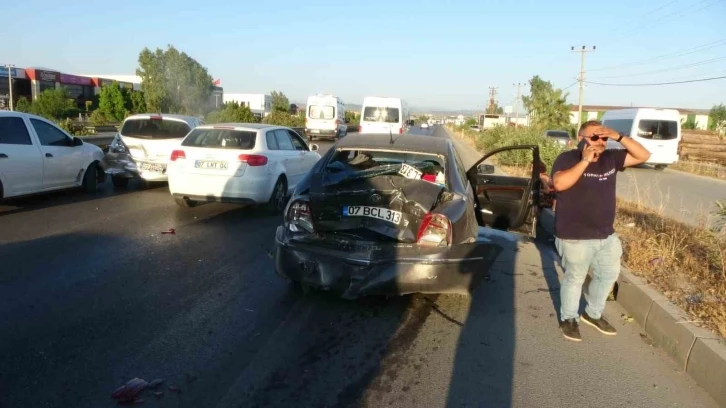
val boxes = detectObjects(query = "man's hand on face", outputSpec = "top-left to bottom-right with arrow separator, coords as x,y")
593,126 -> 619,140
582,143 -> 605,162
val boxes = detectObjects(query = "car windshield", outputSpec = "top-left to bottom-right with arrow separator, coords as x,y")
120,118 -> 192,139
546,131 -> 570,139
181,128 -> 256,149
309,105 -> 335,120
637,120 -> 678,140
362,107 -> 400,123
324,149 -> 446,185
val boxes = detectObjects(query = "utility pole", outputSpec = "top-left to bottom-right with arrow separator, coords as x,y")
5,64 -> 15,111
571,45 -> 596,132
513,82 -> 523,125
487,87 -> 498,114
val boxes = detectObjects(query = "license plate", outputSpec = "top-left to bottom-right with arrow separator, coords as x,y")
194,160 -> 229,170
139,162 -> 166,173
399,163 -> 422,179
311,129 -> 320,133
343,206 -> 402,225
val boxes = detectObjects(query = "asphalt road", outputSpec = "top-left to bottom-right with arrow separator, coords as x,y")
0,125 -> 719,408
616,165 -> 726,228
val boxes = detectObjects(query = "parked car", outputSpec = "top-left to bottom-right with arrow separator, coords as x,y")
0,111 -> 105,200
543,129 -> 573,148
421,123 -> 429,129
469,125 -> 481,132
101,113 -> 203,188
274,133 -> 541,299
167,123 -> 321,211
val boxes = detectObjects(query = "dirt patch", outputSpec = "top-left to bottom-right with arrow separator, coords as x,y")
671,160 -> 726,180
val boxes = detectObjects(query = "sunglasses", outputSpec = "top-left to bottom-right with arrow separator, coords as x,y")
583,135 -> 608,141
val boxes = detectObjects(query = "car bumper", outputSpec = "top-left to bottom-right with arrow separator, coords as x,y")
101,153 -> 169,181
168,172 -> 274,204
305,128 -> 338,138
274,226 -> 503,299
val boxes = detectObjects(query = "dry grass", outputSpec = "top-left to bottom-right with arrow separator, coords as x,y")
615,199 -> 726,338
671,160 -> 726,180
446,124 -> 726,338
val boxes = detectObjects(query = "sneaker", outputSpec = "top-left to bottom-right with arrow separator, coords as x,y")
560,319 -> 582,342
581,312 -> 617,335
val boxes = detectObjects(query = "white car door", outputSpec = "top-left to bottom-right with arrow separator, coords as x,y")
273,129 -> 303,188
28,118 -> 86,189
0,115 -> 44,197
287,130 -> 319,172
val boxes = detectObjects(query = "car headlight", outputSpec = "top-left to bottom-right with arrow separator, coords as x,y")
286,200 -> 314,233
109,134 -> 128,154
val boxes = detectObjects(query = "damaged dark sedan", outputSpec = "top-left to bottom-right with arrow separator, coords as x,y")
274,133 -> 541,299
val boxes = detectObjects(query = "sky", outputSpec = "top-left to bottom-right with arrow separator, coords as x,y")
3,0 -> 726,111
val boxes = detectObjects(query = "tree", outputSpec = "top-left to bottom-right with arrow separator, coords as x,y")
522,75 -> 571,129
205,102 -> 259,124
15,97 -> 32,113
465,118 -> 477,126
417,115 -> 430,123
130,91 -> 147,114
31,88 -> 77,121
709,104 -> 726,134
270,91 -> 290,113
98,82 -> 128,122
262,110 -> 304,127
136,44 -> 214,115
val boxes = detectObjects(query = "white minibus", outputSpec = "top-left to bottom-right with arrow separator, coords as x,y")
359,96 -> 413,135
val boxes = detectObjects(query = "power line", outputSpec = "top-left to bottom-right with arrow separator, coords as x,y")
609,0 -> 681,37
612,0 -> 722,40
585,75 -> 726,86
561,81 -> 579,91
588,38 -> 726,72
591,55 -> 726,79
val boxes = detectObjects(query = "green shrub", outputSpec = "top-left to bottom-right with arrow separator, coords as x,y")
57,118 -> 94,136
468,126 -> 568,171
262,110 -> 305,127
89,110 -> 110,125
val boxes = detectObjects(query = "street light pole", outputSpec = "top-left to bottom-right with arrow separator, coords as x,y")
571,46 -> 595,133
5,64 -> 15,111
513,82 -> 523,125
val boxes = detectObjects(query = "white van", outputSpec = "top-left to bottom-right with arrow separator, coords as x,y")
600,108 -> 682,170
304,94 -> 348,141
359,96 -> 413,135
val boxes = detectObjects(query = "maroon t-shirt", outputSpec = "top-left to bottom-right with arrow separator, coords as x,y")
550,148 -> 628,240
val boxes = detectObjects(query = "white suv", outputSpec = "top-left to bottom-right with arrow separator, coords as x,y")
167,123 -> 321,212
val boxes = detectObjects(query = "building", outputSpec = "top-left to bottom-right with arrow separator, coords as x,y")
0,65 -> 31,109
223,93 -> 273,119
568,105 -> 712,130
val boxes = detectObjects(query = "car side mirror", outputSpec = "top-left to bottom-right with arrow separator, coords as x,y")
310,143 -> 319,152
477,164 -> 495,175
73,137 -> 83,147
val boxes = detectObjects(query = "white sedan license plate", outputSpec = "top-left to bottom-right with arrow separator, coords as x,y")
139,162 -> 166,173
399,163 -> 422,179
343,206 -> 402,225
195,160 -> 229,170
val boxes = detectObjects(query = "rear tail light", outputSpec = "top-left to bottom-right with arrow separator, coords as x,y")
416,213 -> 452,247
238,154 -> 268,166
286,200 -> 313,233
399,127 -> 404,134
358,125 -> 363,132
110,134 -> 128,154
170,150 -> 186,161
335,119 -> 341,126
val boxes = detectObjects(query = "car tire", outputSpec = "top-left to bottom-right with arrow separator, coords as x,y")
266,177 -> 288,215
82,163 -> 99,193
654,165 -> 667,170
175,197 -> 198,208
112,176 -> 130,188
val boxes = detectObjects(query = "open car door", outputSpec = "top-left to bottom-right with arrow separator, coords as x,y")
466,145 -> 541,237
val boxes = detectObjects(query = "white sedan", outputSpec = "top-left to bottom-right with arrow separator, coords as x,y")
167,123 -> 321,212
0,111 -> 105,200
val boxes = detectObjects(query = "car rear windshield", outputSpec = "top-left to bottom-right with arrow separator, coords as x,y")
181,128 -> 257,149
637,120 -> 678,140
309,105 -> 335,120
327,148 -> 446,183
362,107 -> 400,123
545,131 -> 570,139
120,118 -> 192,139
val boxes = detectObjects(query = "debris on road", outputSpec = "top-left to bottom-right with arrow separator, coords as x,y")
161,228 -> 176,235
622,313 -> 634,323
111,378 -> 148,403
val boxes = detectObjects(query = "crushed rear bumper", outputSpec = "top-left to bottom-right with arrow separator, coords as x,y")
274,226 -> 503,299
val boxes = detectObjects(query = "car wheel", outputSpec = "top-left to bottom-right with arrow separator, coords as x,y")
654,165 -> 667,170
174,197 -> 198,208
112,176 -> 130,188
82,163 -> 99,193
266,177 -> 288,214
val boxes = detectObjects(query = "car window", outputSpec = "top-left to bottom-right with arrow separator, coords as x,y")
181,128 -> 256,149
120,118 -> 191,139
637,120 -> 678,140
362,107 -> 400,123
266,131 -> 279,150
0,117 -> 32,145
274,130 -> 294,150
30,119 -> 71,147
286,130 -> 307,151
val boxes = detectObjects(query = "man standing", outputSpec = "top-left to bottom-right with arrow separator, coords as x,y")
551,120 -> 651,342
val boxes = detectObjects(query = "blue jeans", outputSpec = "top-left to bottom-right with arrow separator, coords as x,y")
555,233 -> 623,321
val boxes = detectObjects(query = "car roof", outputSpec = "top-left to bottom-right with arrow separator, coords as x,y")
334,133 -> 451,154
196,123 -> 284,131
124,113 -> 200,124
